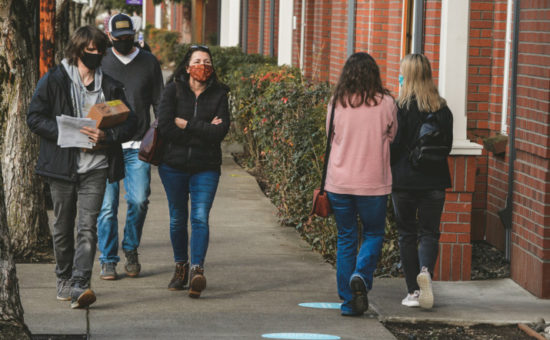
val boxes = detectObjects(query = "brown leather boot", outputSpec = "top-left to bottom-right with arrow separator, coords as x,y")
168,262 -> 189,290
189,265 -> 206,298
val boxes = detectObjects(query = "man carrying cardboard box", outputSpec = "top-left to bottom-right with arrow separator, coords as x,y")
27,26 -> 136,309
97,13 -> 164,280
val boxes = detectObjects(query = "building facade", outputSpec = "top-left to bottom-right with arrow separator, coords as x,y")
222,0 -> 550,298
143,0 -> 219,44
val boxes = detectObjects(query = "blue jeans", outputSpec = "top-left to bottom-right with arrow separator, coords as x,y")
97,149 -> 151,264
327,192 -> 387,314
158,164 -> 220,266
392,190 -> 445,293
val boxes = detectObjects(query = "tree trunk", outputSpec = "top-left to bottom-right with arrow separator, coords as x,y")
55,0 -> 71,64
0,166 -> 30,338
0,0 -> 51,259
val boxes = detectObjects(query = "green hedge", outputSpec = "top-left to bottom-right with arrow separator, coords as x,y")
146,27 -> 181,65
172,46 -> 399,274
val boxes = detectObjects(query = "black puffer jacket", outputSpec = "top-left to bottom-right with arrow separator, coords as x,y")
27,64 -> 137,183
390,99 -> 453,190
158,78 -> 230,173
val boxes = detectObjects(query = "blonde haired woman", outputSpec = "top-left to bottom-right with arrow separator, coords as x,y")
390,54 -> 453,309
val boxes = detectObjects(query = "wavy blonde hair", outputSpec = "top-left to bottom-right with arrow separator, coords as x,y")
397,54 -> 446,112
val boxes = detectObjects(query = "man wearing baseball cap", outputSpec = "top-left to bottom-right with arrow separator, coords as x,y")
98,13 -> 164,281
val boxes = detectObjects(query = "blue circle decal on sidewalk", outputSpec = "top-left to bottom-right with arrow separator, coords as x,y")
298,302 -> 341,310
262,333 -> 340,340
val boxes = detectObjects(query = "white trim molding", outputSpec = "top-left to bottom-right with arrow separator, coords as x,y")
278,0 -> 294,66
220,0 -> 241,47
439,0 -> 483,156
154,4 -> 162,29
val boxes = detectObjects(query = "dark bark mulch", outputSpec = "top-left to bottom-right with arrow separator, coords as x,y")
383,322 -> 533,340
471,240 -> 510,280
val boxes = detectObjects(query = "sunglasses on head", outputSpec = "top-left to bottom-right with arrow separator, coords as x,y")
190,44 -> 209,50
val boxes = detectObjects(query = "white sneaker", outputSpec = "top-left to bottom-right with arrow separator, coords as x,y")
401,290 -> 420,307
417,267 -> 434,309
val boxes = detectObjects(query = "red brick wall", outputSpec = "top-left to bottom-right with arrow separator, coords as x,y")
433,156 -> 476,281
510,1 -> 550,298
423,0 -> 441,85
292,0 -> 301,67
353,1 -> 401,94
302,0 -> 314,77
311,0 -> 332,82
355,0 -> 371,53
386,1 -> 403,94
262,0 -> 271,55
486,0 -> 509,247
145,0 -> 155,28
273,0 -> 279,58
328,1 -> 348,83
259,0 -> 279,57
468,0 -> 508,244
247,0 -> 260,54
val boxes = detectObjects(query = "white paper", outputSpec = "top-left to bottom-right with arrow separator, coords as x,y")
56,115 -> 97,149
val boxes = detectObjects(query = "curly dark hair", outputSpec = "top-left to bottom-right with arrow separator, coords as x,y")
332,52 -> 391,108
169,45 -> 219,85
65,25 -> 108,66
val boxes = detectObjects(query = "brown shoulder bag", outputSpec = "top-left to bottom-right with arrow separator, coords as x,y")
310,103 -> 336,218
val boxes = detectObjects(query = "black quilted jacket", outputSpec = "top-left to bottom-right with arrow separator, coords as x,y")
158,78 -> 230,173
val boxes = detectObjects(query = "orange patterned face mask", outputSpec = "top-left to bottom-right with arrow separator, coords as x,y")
188,64 -> 214,82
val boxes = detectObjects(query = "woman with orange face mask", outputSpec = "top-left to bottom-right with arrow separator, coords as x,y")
157,45 -> 230,299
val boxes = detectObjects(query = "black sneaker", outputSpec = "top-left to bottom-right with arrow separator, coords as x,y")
100,262 -> 117,280
70,277 -> 96,309
189,265 -> 206,298
168,262 -> 189,291
124,249 -> 141,277
350,275 -> 368,315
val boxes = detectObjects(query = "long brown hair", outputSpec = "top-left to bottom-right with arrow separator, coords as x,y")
332,52 -> 390,108
397,54 -> 446,112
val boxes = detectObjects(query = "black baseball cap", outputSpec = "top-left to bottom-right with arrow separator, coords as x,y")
109,13 -> 134,38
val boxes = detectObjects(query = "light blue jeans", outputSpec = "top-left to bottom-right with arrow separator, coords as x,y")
97,149 -> 151,264
327,192 -> 387,315
158,164 -> 220,266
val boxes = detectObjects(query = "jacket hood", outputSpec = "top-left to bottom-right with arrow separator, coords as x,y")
61,58 -> 103,92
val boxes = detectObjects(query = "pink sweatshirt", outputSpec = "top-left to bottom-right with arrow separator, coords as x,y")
325,95 -> 398,196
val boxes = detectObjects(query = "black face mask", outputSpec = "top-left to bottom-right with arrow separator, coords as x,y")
112,39 -> 134,55
81,52 -> 103,70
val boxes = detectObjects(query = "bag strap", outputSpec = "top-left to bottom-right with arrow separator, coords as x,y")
320,102 -> 337,194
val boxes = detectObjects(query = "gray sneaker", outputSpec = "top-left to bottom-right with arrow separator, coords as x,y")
70,277 -> 96,309
56,278 -> 71,301
124,249 -> 141,277
100,262 -> 117,280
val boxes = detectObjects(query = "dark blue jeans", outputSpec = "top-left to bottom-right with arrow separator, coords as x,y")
327,192 -> 387,314
392,190 -> 445,293
158,164 -> 220,266
98,149 -> 151,264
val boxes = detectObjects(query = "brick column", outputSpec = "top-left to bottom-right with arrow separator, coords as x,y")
435,0 -> 482,281
434,156 -> 476,281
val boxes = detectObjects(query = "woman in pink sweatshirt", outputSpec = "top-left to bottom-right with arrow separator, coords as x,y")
325,52 -> 397,316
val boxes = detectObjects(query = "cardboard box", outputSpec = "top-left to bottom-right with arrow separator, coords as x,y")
87,100 -> 129,128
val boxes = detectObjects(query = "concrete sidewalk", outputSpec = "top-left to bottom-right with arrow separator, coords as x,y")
369,277 -> 550,325
17,144 -> 393,339
17,144 -> 550,339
